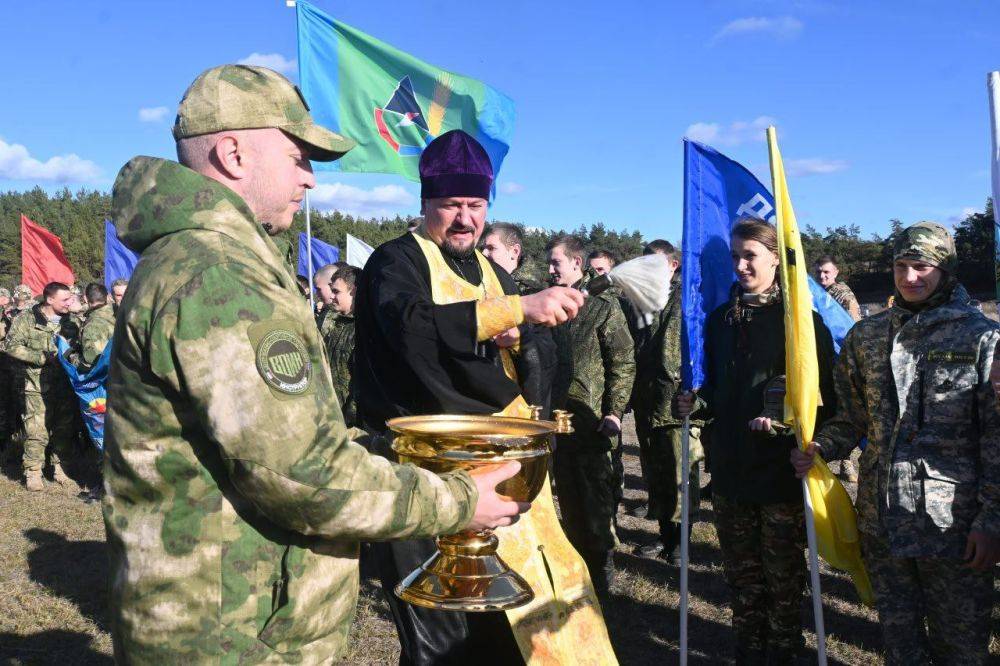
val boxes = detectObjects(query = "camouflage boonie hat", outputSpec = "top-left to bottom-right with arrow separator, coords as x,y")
172,65 -> 356,162
13,284 -> 33,301
893,221 -> 957,273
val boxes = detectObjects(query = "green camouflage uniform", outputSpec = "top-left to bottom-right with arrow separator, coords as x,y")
1,305 -> 77,472
78,302 -> 116,367
631,280 -> 704,546
814,222 -> 999,666
510,261 -> 546,295
0,286 -> 34,453
325,314 -> 356,427
825,281 -> 860,321
550,271 -> 635,590
104,64 -> 477,664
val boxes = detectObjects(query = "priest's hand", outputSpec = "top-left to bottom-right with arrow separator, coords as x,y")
467,461 -> 532,530
493,327 -> 520,348
520,287 -> 585,327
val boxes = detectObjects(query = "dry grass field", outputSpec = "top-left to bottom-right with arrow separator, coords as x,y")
0,416 -> 996,665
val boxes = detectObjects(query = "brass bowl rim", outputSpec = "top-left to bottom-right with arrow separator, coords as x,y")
386,414 -> 558,439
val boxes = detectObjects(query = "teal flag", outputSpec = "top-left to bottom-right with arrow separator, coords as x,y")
296,1 -> 516,183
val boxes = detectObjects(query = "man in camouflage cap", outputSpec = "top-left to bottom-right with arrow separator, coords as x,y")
104,64 -> 529,663
794,221 -> 1000,664
0,285 -> 34,462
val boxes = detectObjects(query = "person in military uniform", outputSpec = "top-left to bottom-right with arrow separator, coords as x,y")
109,278 -> 128,312
0,284 -> 34,463
678,218 -> 836,664
311,262 -> 341,344
586,249 -> 617,276
326,265 -> 358,427
480,222 -> 544,294
0,287 -> 13,462
814,255 -> 860,321
795,222 -> 1000,665
76,283 -> 116,369
1,282 -> 80,492
546,234 -> 635,598
103,65 -> 530,664
631,240 -> 704,564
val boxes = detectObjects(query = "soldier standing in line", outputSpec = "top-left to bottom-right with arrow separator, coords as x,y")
326,265 -> 359,427
481,222 -> 544,294
77,283 -> 116,369
109,278 -> 128,314
0,285 -> 34,464
795,222 -> 1000,665
1,282 -> 80,492
311,262 -> 341,343
103,65 -> 529,662
547,234 -> 635,598
632,240 -> 704,564
0,287 -> 12,463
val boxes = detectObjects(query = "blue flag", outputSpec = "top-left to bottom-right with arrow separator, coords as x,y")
681,139 -> 855,390
104,219 -> 139,289
55,336 -> 111,451
297,233 -> 340,280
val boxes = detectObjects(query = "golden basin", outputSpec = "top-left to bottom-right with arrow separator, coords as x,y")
388,410 -> 572,612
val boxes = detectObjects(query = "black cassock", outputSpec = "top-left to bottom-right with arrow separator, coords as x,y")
354,232 -> 528,665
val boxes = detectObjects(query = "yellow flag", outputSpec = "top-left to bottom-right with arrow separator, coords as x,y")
767,127 -> 874,605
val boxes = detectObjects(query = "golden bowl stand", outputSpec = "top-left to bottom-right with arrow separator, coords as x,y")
388,410 -> 573,612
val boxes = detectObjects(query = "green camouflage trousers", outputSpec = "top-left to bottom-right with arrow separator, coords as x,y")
861,531 -> 993,665
634,413 -> 704,529
553,433 -> 619,557
713,495 -> 806,655
21,391 -> 75,472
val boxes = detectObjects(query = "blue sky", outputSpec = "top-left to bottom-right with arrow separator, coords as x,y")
2,0 -> 998,243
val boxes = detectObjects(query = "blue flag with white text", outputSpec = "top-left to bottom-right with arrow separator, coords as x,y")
297,233 -> 340,279
104,219 -> 139,289
681,140 -> 855,390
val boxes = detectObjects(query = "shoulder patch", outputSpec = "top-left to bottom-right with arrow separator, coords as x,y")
250,323 -> 314,396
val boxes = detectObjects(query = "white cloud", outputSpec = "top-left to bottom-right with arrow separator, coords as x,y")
786,158 -> 848,176
499,182 -> 524,195
237,52 -> 297,76
947,206 -> 979,224
712,16 -> 803,44
0,138 -> 101,183
684,116 -> 775,147
138,106 -> 170,123
309,182 -> 415,218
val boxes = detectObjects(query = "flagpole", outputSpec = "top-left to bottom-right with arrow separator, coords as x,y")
987,71 -> 1000,303
802,474 -> 827,664
679,414 -> 691,665
305,191 -> 315,312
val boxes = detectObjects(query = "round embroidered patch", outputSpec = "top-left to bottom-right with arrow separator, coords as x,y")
255,329 -> 312,395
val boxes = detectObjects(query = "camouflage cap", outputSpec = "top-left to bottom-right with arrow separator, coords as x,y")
172,64 -> 355,162
893,221 -> 957,272
13,284 -> 33,301
0,288 -> 9,299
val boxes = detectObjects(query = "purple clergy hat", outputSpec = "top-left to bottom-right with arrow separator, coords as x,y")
419,130 -> 494,200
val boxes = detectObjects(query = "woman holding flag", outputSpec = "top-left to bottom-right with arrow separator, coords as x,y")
677,217 -> 836,664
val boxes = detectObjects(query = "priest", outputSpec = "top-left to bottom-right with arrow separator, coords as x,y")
354,130 -> 586,664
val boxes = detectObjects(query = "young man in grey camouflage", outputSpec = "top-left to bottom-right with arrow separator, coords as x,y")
547,234 -> 636,597
795,222 -> 1000,665
1,281 -> 79,491
104,64 -> 530,664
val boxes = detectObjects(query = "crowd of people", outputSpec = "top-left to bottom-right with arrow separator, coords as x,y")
2,62 -> 998,666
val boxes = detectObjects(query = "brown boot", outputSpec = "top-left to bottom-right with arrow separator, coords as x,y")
24,469 -> 43,492
51,463 -> 75,488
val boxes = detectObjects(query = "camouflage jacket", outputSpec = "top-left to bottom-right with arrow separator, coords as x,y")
105,157 -> 476,663
826,281 -> 860,321
511,262 -> 546,295
1,305 -> 75,394
551,273 -> 636,439
316,304 -> 336,344
78,303 -> 116,367
325,314 -> 356,427
815,285 -> 1000,558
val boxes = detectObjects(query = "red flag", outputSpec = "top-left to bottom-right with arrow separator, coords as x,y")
21,214 -> 74,295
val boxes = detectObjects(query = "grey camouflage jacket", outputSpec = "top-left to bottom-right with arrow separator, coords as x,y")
815,285 -> 1000,557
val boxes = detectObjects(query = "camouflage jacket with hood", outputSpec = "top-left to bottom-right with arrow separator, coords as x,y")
551,271 -> 636,441
815,284 -> 1000,558
78,302 -> 116,367
1,304 -> 76,394
104,157 -> 476,663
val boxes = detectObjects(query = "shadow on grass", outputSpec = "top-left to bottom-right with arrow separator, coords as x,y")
0,629 -> 112,664
24,528 -> 109,632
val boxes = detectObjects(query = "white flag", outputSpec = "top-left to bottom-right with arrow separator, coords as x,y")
987,72 -> 1000,300
345,233 -> 375,269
